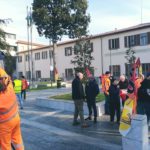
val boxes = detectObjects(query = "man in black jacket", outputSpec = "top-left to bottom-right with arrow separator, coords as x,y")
109,78 -> 121,124
72,72 -> 88,128
137,72 -> 150,125
85,77 -> 99,123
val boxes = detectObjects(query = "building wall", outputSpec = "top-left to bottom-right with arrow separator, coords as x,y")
17,43 -> 43,52
103,28 -> 150,75
16,24 -> 150,80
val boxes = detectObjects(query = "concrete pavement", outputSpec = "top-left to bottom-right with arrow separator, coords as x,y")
19,88 -> 149,150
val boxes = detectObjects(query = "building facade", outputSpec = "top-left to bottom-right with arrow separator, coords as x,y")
16,23 -> 150,81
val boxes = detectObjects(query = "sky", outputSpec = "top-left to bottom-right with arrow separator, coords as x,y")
0,0 -> 150,45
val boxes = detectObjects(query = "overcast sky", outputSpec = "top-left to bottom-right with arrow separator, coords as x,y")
0,0 -> 150,45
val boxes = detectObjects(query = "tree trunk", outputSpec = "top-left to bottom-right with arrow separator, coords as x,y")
53,42 -> 56,82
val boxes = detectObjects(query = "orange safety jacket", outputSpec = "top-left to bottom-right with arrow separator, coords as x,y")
0,79 -> 18,123
102,75 -> 110,95
22,79 -> 28,90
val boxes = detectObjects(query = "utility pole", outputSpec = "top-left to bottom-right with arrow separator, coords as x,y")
110,49 -> 112,74
30,7 -> 34,85
26,6 -> 31,82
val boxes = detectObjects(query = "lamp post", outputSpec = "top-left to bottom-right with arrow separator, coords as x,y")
110,49 -> 112,74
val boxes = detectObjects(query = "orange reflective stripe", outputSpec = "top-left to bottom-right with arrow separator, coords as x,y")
0,111 -> 18,123
0,100 -> 17,115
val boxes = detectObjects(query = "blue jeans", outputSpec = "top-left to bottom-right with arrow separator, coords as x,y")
16,93 -> 23,108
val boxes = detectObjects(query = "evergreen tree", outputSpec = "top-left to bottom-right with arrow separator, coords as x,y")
0,19 -> 16,76
71,37 -> 94,82
125,47 -> 136,77
125,47 -> 136,64
0,19 -> 9,50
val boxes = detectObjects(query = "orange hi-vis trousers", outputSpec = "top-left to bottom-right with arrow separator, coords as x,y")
0,113 -> 24,150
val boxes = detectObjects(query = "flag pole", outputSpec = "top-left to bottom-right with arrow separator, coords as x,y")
27,6 -> 31,82
30,7 -> 34,85
141,0 -> 143,24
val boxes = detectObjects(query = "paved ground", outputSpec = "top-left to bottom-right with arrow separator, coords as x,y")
19,88 -> 148,150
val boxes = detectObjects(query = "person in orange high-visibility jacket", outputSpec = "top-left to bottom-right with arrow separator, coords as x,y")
102,71 -> 111,114
0,68 -> 24,150
21,75 -> 28,101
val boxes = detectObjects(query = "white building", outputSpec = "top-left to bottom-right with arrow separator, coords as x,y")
16,23 -> 150,80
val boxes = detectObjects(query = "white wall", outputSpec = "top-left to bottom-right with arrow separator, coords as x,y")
102,28 -> 150,75
16,26 -> 150,80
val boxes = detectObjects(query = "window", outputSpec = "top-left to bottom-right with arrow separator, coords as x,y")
125,64 -> 132,77
108,38 -> 120,50
124,35 -> 140,47
26,71 -> 31,80
42,51 -> 47,59
109,65 -> 120,77
65,47 -> 72,56
140,33 -> 148,46
124,32 -> 150,47
36,70 -> 41,79
142,63 -> 150,76
126,63 -> 150,77
65,68 -> 74,80
74,42 -> 93,54
9,46 -> 17,51
5,33 -> 16,39
35,52 -> 40,60
18,56 -> 22,63
25,54 -> 30,62
49,51 -> 53,59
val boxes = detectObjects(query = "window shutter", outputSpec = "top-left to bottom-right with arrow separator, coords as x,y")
148,32 -> 150,44
65,48 -> 67,56
70,47 -> 72,55
108,39 -> 111,50
91,43 -> 93,52
136,34 -> 140,46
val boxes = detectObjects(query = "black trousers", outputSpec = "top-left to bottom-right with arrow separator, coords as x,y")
21,90 -> 26,100
109,101 -> 120,122
87,99 -> 97,118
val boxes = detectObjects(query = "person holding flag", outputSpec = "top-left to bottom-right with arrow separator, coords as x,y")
119,57 -> 143,136
137,72 -> 150,125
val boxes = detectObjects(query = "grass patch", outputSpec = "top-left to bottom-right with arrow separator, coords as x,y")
27,86 -> 57,91
50,93 -> 104,102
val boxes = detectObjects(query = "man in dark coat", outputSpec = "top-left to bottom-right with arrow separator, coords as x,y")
109,78 -> 121,123
85,77 -> 99,123
137,72 -> 150,125
72,72 -> 88,128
